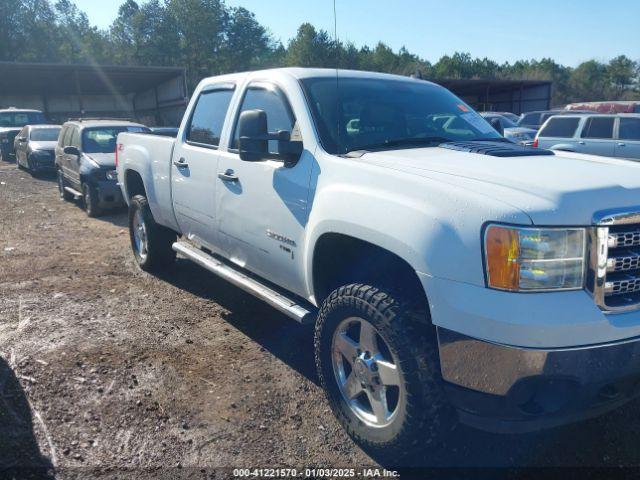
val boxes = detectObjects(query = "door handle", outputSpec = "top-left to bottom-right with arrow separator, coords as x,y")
578,141 -> 585,145
218,169 -> 239,182
173,157 -> 189,168
618,142 -> 626,147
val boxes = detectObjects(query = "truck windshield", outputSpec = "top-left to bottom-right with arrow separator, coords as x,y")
0,111 -> 46,128
301,77 -> 501,155
82,126 -> 149,154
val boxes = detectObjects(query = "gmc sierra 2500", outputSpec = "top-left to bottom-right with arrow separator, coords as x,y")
117,68 -> 640,458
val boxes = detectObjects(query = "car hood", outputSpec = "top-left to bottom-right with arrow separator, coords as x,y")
85,152 -> 116,168
359,146 -> 640,225
29,141 -> 57,151
0,127 -> 21,135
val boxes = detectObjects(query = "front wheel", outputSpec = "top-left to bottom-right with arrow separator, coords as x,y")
129,194 -> 177,272
82,182 -> 102,217
314,284 -> 455,461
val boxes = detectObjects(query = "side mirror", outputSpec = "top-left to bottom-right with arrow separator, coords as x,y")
238,109 -> 303,166
489,118 -> 504,136
64,146 -> 80,157
238,109 -> 268,162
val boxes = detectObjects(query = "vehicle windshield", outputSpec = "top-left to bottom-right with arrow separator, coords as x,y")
301,77 -> 501,155
30,127 -> 60,141
82,126 -> 149,154
0,111 -> 46,128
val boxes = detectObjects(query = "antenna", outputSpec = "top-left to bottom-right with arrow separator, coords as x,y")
333,0 -> 341,152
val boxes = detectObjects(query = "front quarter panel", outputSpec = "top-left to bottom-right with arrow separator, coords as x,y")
303,151 -> 533,300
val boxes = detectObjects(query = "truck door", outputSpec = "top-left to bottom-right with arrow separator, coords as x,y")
170,84 -> 235,249
579,116 -> 616,157
616,117 -> 640,160
216,82 -> 313,295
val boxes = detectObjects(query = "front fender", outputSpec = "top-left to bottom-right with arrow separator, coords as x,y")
303,177 -> 531,300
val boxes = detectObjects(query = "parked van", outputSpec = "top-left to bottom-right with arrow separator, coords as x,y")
534,113 -> 640,160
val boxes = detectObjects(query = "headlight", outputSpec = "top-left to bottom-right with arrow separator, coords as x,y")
484,225 -> 586,291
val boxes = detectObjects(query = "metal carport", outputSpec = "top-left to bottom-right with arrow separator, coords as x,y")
0,62 -> 189,126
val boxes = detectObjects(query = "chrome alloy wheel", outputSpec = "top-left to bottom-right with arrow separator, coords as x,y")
132,209 -> 149,261
332,317 -> 403,428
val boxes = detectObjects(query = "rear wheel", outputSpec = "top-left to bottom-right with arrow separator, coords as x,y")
58,170 -> 73,201
129,194 -> 176,272
315,283 -> 455,461
82,182 -> 102,217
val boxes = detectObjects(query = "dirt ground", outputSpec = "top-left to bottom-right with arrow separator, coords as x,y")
2,162 -> 640,479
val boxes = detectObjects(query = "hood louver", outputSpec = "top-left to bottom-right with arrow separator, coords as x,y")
439,141 -> 554,157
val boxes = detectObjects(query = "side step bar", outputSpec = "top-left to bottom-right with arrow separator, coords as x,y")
64,186 -> 83,197
172,241 -> 316,324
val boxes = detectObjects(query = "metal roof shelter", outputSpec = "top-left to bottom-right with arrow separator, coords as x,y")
436,78 -> 552,114
0,62 -> 189,126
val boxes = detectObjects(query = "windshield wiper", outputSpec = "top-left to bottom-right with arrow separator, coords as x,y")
344,136 -> 451,156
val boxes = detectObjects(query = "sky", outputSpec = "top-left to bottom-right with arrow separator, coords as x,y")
72,0 -> 640,67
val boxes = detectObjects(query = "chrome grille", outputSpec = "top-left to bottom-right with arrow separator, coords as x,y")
605,276 -> 640,295
590,210 -> 640,312
607,249 -> 640,273
608,230 -> 640,248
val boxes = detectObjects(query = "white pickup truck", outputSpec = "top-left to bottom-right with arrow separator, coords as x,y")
117,68 -> 640,457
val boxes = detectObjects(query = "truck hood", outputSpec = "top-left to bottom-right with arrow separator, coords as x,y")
85,152 -> 116,168
360,147 -> 640,225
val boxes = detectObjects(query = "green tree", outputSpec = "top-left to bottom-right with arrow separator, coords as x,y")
607,55 -> 637,99
285,23 -> 337,68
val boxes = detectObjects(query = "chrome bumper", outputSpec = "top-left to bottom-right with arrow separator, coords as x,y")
437,328 -> 640,433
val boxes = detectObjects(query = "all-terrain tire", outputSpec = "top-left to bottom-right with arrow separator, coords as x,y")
314,283 -> 455,462
82,182 -> 102,218
128,194 -> 177,272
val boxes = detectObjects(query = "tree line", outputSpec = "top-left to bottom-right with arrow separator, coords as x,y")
2,0 -> 639,107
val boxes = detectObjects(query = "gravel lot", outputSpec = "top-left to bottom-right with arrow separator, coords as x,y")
2,162 -> 640,479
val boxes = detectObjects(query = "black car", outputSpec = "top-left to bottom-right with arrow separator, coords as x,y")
14,124 -> 62,175
55,119 -> 150,217
0,108 -> 47,162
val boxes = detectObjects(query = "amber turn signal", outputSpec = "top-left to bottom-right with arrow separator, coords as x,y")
485,225 -> 520,290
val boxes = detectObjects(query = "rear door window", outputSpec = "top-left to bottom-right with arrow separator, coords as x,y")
619,118 -> 640,141
70,128 -> 81,148
538,117 -> 580,138
581,117 -> 615,139
186,88 -> 235,147
60,126 -> 73,147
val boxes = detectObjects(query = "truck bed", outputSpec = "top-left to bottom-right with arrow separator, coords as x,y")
116,132 -> 179,232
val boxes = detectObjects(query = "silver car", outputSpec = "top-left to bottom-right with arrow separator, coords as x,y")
480,113 -> 537,145
535,113 -> 640,160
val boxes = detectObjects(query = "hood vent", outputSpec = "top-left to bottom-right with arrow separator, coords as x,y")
439,140 -> 554,157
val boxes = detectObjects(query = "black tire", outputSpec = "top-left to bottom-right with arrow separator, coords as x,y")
82,182 -> 102,218
314,283 -> 455,462
58,170 -> 74,201
128,194 -> 176,272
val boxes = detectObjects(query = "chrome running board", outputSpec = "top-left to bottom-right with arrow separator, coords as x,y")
172,241 -> 315,324
64,186 -> 82,197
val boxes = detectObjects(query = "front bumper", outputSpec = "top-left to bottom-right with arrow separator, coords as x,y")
95,180 -> 125,209
29,152 -> 56,171
438,328 -> 640,433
